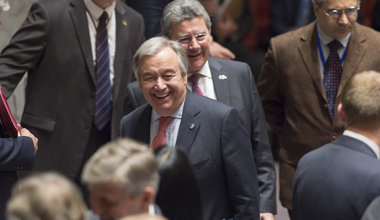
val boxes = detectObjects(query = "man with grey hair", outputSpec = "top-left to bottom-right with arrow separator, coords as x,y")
120,36 -> 260,220
82,138 -> 159,220
124,1 -> 276,218
258,0 -> 380,215
292,71 -> 380,220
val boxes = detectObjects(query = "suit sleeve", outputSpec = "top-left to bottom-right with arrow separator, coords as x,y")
222,108 -> 260,220
247,64 -> 277,214
124,82 -> 139,115
257,38 -> 285,136
0,2 -> 49,97
0,136 -> 35,171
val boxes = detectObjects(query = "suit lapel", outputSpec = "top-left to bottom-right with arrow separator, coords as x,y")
298,22 -> 327,102
176,91 -> 201,155
209,58 -> 231,104
134,105 -> 152,144
337,23 -> 367,98
69,0 -> 96,85
112,3 -> 129,100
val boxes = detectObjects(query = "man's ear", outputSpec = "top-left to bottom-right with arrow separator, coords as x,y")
141,187 -> 155,211
337,103 -> 346,122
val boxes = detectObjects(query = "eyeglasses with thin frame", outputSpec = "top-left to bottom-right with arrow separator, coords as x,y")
176,31 -> 209,45
322,6 -> 360,19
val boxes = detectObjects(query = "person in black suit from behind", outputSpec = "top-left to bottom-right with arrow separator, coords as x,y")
0,1 -> 38,219
120,36 -> 260,220
155,146 -> 203,220
292,70 -> 380,220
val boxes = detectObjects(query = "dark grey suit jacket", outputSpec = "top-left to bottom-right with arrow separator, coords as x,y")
0,0 -> 144,179
292,135 -> 380,220
124,57 -> 276,213
120,91 -> 260,220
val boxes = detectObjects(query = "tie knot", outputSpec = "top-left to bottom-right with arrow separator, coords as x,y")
188,74 -> 201,86
99,12 -> 108,24
328,40 -> 342,52
159,116 -> 173,129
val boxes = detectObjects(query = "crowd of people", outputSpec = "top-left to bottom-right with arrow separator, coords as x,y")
1,0 -> 380,219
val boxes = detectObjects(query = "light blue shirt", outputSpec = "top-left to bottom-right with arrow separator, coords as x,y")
316,23 -> 351,80
149,97 -> 185,148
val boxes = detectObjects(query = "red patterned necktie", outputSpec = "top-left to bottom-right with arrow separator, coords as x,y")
188,74 -> 203,96
152,116 -> 173,151
323,40 -> 343,119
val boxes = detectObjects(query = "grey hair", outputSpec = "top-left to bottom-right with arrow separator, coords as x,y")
312,0 -> 361,6
161,0 -> 211,38
81,138 -> 159,198
133,36 -> 188,80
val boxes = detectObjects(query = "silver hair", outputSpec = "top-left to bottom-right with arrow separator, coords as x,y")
161,0 -> 211,38
312,0 -> 361,6
133,36 -> 188,80
81,138 -> 159,197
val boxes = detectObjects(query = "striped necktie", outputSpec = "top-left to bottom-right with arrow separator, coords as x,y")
94,12 -> 112,130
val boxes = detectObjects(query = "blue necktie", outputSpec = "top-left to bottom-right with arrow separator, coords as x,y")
94,12 -> 112,130
323,40 -> 343,119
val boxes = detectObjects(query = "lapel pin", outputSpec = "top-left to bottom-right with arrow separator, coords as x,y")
122,20 -> 128,26
218,74 -> 227,80
189,123 -> 195,130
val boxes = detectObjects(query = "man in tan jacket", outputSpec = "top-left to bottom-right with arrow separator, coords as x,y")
258,0 -> 380,215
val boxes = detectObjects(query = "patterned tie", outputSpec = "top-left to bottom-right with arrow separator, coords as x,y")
152,117 -> 173,151
188,74 -> 203,96
94,12 -> 112,130
323,40 -> 343,119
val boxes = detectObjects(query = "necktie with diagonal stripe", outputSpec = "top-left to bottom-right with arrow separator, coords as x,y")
94,12 -> 112,130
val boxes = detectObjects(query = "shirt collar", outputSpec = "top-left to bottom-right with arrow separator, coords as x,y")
84,0 -> 115,20
151,96 -> 185,121
189,60 -> 212,78
316,22 -> 351,49
343,130 -> 380,159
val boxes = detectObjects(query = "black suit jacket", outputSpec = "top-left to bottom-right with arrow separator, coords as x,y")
0,0 -> 144,179
124,57 -> 276,213
0,121 -> 34,220
292,135 -> 380,220
120,91 -> 260,220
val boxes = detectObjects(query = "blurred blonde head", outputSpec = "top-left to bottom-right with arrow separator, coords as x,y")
6,172 -> 87,220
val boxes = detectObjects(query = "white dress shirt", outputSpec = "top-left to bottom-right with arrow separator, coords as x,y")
84,0 -> 116,86
187,60 -> 217,100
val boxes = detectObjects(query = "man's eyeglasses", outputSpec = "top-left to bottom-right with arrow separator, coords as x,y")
177,31 -> 208,45
322,6 -> 360,19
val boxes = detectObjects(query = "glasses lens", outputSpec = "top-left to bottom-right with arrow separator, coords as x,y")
345,7 -> 357,15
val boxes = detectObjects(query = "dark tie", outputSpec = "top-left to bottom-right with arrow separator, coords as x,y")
94,12 -> 112,130
188,74 -> 203,96
323,40 -> 343,119
152,117 -> 173,151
